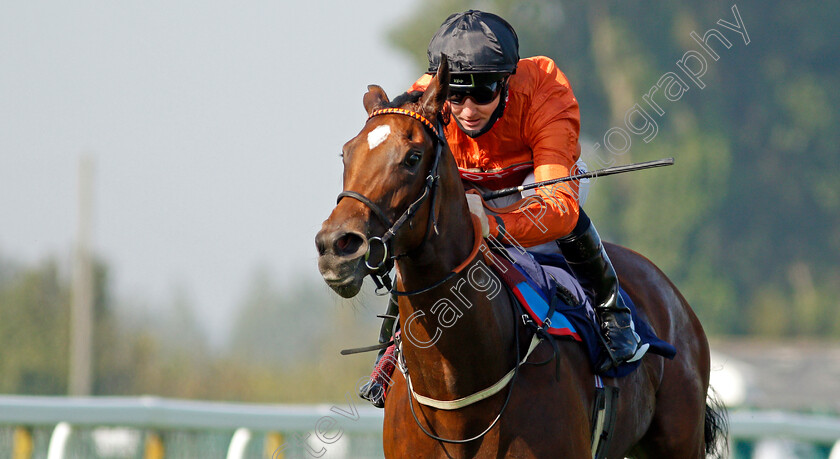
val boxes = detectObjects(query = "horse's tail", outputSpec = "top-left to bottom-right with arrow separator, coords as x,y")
704,388 -> 729,458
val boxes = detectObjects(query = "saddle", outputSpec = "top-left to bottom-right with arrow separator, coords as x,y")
485,245 -> 676,378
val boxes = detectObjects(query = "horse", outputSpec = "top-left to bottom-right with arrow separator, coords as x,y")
315,58 -> 727,458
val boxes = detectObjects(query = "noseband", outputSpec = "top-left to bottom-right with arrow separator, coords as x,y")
336,108 -> 446,293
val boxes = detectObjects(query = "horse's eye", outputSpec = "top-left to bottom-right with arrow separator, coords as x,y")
403,151 -> 422,169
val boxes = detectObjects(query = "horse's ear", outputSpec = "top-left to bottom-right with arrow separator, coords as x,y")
363,85 -> 390,115
419,54 -> 450,118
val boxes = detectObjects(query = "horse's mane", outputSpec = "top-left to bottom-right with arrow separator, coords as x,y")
386,90 -> 424,108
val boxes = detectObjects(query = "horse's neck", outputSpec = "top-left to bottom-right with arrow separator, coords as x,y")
395,180 -> 516,400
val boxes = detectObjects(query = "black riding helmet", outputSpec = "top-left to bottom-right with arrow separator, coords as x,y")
427,10 -> 520,137
427,10 -> 519,73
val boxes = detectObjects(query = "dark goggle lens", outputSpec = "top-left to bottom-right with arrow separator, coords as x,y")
448,80 -> 503,105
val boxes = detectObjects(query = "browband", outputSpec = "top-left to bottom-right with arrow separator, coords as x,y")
368,108 -> 439,138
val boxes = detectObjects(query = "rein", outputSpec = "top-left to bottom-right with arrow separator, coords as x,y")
391,214 -> 484,296
338,214 -> 484,357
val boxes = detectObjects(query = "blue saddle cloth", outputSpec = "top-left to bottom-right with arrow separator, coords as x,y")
489,247 -> 676,378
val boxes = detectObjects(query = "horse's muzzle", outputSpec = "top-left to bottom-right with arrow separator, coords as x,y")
315,226 -> 369,297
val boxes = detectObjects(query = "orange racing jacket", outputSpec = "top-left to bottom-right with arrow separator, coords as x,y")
411,56 -> 582,247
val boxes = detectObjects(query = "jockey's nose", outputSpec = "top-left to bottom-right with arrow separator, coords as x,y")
316,227 -> 367,259
460,98 -> 479,115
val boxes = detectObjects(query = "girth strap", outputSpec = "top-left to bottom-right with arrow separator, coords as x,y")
590,381 -> 620,459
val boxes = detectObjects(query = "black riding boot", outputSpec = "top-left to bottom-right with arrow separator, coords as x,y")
358,294 -> 399,407
556,211 -> 646,373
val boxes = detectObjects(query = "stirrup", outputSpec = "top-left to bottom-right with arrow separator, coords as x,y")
359,343 -> 397,408
359,380 -> 386,408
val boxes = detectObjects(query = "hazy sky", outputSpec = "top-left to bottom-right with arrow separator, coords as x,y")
0,0 -> 420,340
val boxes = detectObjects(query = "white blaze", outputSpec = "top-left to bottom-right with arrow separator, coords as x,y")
367,125 -> 391,150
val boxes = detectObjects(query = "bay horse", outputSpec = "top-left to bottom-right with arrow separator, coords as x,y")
315,59 -> 726,458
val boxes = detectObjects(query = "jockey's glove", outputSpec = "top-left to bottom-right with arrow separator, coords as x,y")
465,192 -> 490,238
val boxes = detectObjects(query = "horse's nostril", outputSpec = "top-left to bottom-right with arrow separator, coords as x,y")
335,232 -> 365,257
336,236 -> 350,251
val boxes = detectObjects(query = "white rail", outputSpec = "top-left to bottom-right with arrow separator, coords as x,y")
0,395 -> 383,432
2,395 -> 840,458
729,410 -> 840,443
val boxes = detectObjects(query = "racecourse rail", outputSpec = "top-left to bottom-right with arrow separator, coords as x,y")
1,395 -> 839,458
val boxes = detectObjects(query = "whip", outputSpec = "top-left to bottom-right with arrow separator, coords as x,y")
480,158 -> 675,200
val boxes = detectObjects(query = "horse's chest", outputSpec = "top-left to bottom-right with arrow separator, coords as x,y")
382,372 -> 591,458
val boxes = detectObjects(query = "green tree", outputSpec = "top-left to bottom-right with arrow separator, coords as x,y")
0,258 -> 69,394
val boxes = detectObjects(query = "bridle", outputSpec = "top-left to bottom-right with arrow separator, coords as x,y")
336,107 -> 448,295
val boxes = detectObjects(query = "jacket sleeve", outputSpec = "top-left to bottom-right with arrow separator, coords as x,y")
489,62 -> 582,247
410,74 -> 432,93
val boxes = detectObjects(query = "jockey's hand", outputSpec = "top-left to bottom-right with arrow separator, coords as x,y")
465,192 -> 490,238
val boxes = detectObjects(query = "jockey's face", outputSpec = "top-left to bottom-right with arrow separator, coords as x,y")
449,94 -> 501,133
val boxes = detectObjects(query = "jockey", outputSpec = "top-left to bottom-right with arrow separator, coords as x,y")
360,10 -> 646,407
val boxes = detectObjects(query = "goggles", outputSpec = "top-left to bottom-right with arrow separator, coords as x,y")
448,74 -> 507,105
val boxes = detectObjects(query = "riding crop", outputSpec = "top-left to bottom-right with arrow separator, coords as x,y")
480,158 -> 675,200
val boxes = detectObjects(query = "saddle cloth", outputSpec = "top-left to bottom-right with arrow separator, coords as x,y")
486,247 -> 676,378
